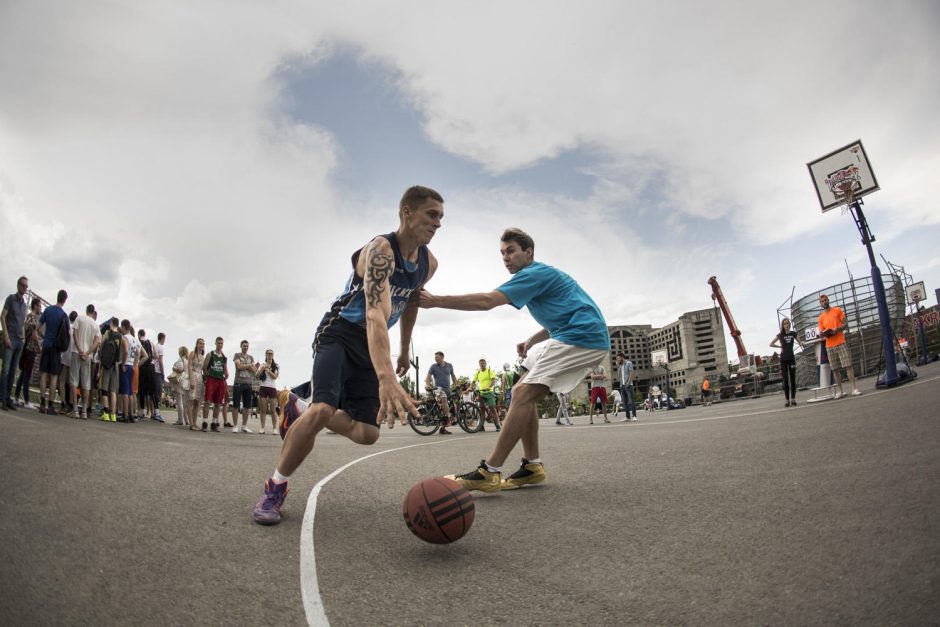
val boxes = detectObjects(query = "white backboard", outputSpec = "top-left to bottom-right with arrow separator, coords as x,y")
651,349 -> 667,367
905,281 -> 926,304
807,140 -> 879,212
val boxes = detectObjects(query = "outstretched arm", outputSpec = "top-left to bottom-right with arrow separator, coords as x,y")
418,289 -> 510,311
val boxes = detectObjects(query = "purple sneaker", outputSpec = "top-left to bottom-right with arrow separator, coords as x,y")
252,479 -> 288,525
277,390 -> 307,440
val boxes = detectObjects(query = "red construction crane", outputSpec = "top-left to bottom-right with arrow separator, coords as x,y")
707,275 -> 748,358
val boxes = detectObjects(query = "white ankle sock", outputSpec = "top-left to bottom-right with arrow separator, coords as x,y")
484,462 -> 501,473
272,469 -> 289,484
528,458 -> 541,464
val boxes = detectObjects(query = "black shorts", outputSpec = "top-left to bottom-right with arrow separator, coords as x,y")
232,382 -> 254,410
311,319 -> 379,425
39,347 -> 62,375
138,363 -> 156,398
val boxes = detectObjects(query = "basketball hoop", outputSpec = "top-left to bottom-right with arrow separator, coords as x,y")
835,180 -> 856,216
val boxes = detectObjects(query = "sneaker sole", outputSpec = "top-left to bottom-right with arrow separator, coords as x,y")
500,474 -> 547,490
444,474 -> 502,493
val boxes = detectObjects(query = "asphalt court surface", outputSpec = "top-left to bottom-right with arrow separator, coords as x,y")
2,362 -> 939,625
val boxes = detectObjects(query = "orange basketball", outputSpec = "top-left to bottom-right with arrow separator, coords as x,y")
402,477 -> 475,544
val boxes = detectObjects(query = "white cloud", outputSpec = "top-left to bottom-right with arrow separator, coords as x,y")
1,0 -> 937,386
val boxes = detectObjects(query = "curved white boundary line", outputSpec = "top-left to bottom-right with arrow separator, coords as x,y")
301,438 -> 461,626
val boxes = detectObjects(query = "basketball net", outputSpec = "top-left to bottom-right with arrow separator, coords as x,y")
837,181 -> 856,216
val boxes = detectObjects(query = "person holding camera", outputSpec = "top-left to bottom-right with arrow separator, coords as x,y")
256,349 -> 279,435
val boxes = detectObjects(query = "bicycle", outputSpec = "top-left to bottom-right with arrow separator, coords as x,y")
475,389 -> 502,431
407,391 -> 484,436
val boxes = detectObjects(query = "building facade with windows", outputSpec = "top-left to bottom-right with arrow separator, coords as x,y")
572,307 -> 730,406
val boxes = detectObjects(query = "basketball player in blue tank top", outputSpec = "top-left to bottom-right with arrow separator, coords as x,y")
252,186 -> 442,525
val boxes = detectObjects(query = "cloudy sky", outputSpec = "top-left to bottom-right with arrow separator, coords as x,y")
1,1 -> 938,387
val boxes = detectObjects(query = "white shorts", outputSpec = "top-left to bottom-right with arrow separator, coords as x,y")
520,339 -> 608,394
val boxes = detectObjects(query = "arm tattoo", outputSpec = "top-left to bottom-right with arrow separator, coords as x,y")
366,253 -> 394,308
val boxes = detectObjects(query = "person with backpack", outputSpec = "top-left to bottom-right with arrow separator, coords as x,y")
37,289 -> 68,415
98,317 -> 125,422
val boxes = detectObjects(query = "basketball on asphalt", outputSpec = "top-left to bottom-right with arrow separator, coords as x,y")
402,477 -> 475,544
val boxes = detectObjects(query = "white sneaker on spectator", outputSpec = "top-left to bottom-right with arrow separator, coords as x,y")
832,391 -> 843,400
630,417 -> 638,421
851,389 -> 862,396
233,425 -> 242,433
242,426 -> 253,434
15,399 -> 24,406
619,417 -> 629,422
24,402 -> 36,409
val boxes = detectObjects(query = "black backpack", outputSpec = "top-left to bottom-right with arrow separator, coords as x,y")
100,330 -> 120,368
54,316 -> 71,352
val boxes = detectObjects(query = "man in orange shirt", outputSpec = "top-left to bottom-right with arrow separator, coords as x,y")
817,294 -> 861,398
701,376 -> 711,406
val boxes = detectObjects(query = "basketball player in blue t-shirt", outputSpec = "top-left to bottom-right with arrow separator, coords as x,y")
252,185 -> 443,525
419,227 -> 610,492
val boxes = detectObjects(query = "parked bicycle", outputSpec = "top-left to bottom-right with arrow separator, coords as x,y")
407,391 -> 484,436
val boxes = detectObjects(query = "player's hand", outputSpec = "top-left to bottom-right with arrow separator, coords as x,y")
377,377 -> 418,428
417,289 -> 436,308
395,353 -> 410,377
516,341 -> 528,358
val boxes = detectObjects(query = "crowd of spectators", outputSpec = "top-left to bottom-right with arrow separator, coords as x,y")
0,276 -> 282,434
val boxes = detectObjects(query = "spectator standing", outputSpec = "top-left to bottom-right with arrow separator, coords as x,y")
817,294 -> 862,398
616,353 -> 637,421
171,346 -> 195,429
137,329 -> 160,421
554,391 -> 573,426
57,310 -> 78,414
701,377 -> 711,406
256,349 -> 279,435
770,317 -> 803,407
37,290 -> 68,415
97,317 -> 124,422
231,340 -> 256,433
153,332 -> 167,421
202,337 -> 228,432
1,276 -> 29,411
15,297 -> 42,408
119,319 -> 145,422
588,363 -> 609,424
189,338 -> 206,431
70,304 -> 101,419
500,362 -> 516,409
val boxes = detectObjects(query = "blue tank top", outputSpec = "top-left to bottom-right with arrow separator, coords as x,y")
314,232 -> 429,346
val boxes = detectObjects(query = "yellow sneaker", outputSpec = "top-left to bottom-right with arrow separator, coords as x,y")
446,460 -> 501,493
500,458 -> 546,490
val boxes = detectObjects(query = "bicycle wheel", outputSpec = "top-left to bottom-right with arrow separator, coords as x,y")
408,402 -> 441,436
456,402 -> 484,433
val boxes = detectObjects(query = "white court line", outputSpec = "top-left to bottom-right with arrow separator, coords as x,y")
301,437 -> 462,626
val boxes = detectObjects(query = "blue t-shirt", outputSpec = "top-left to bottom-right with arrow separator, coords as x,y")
496,261 -> 609,350
38,305 -> 67,349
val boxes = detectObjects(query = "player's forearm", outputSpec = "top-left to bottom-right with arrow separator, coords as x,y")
425,292 -> 503,311
366,316 -> 397,381
527,328 -> 550,346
